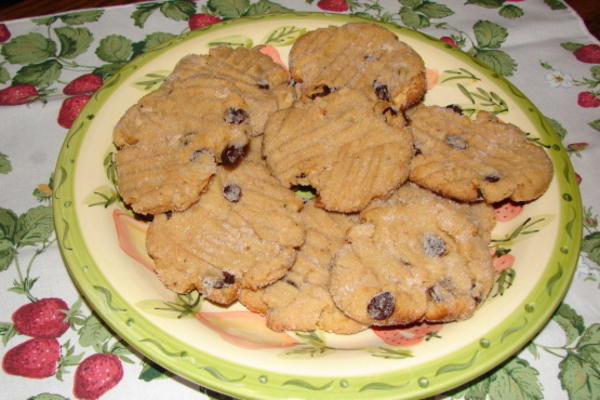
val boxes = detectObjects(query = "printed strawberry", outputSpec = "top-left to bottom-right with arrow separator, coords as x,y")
573,44 -> 600,64
373,323 -> 443,346
188,14 -> 221,30
12,298 -> 70,338
63,74 -> 103,95
577,91 -> 600,108
0,23 -> 11,42
73,353 -> 123,400
0,84 -> 39,106
576,173 -> 582,185
58,95 -> 91,129
440,36 -> 458,48
317,0 -> 349,12
494,200 -> 523,222
2,337 -> 61,378
493,253 -> 515,273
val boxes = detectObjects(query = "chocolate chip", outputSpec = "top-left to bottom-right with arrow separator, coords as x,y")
445,134 -> 468,150
484,174 -> 501,183
190,148 -> 210,162
309,84 -> 332,99
367,291 -> 395,320
180,132 -> 195,146
446,104 -> 463,114
296,172 -> 307,179
224,107 -> 249,124
221,145 -> 245,166
382,106 -> 399,117
423,232 -> 447,257
413,145 -> 422,156
427,285 -> 444,302
165,211 -> 173,220
288,78 -> 299,87
373,81 -> 390,102
257,79 -> 269,90
285,279 -> 298,288
213,271 -> 236,289
223,184 -> 241,202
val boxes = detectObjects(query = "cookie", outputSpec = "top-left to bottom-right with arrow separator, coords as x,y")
289,22 -> 426,110
407,105 -> 554,203
330,183 -> 495,326
166,45 -> 296,135
146,160 -> 304,305
113,77 -> 251,215
263,87 -> 413,212
239,202 -> 366,334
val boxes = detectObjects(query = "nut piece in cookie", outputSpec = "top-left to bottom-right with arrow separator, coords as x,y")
330,183 -> 495,326
407,105 -> 553,203
146,160 -> 304,305
113,77 -> 251,215
263,87 -> 413,213
239,202 -> 366,334
289,22 -> 426,110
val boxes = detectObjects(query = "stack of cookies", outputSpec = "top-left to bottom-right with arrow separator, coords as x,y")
113,22 -> 553,334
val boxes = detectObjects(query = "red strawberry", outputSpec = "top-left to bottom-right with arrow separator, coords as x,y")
73,353 -> 123,400
317,0 -> 348,12
373,323 -> 443,346
0,84 -> 39,106
58,95 -> 90,129
576,173 -> 582,184
440,36 -> 458,48
578,91 -> 600,108
573,44 -> 600,64
188,14 -> 221,30
63,74 -> 103,95
494,200 -> 523,222
12,298 -> 70,338
2,337 -> 61,378
493,253 -> 515,273
0,23 -> 11,42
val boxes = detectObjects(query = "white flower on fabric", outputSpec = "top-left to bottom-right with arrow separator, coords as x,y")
545,70 -> 573,88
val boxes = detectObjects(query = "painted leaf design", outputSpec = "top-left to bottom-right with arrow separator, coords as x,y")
488,357 -> 543,400
207,0 -> 251,18
553,303 -> 585,346
262,26 -> 307,46
58,10 -> 104,25
14,205 -> 53,247
473,20 -> 508,49
13,59 -> 62,86
54,26 -> 94,58
1,33 -> 57,64
96,35 -> 133,64
559,351 -> 600,399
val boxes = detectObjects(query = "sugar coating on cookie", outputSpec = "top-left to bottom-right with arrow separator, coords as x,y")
114,77 -> 251,215
263,87 -> 413,212
407,105 -> 553,203
289,22 -> 426,110
239,202 -> 366,334
330,183 -> 495,326
166,46 -> 296,136
146,160 -> 304,305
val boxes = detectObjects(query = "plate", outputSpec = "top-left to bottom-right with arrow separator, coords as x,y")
53,12 -> 582,400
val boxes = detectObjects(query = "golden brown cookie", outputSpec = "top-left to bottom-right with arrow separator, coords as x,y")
263,87 -> 413,213
239,202 -> 366,334
407,105 -> 554,203
146,160 -> 304,305
114,77 -> 251,215
330,183 -> 495,326
289,22 -> 426,110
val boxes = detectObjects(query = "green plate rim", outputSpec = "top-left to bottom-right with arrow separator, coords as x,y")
52,12 -> 583,400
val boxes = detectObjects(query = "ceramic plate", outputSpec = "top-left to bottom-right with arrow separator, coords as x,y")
53,12 -> 582,400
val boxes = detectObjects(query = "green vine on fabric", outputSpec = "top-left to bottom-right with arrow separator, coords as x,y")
464,0 -> 524,19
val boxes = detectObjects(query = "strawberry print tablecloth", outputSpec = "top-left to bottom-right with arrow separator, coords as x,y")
1,1 -> 599,399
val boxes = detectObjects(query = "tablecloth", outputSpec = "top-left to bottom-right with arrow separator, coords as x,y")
1,0 -> 599,399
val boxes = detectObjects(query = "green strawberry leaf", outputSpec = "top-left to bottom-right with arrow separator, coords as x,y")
449,374 -> 490,399
488,358 -> 543,400
544,0 -> 567,10
55,27 -> 94,59
0,207 -> 18,243
14,205 -> 53,247
12,59 -> 62,87
160,0 -> 197,21
139,359 -> 172,381
582,231 -> 600,265
95,35 -> 134,64
499,5 -> 524,19
131,2 -> 162,28
207,0 -> 250,18
245,0 -> 293,15
546,117 -> 567,139
0,65 -> 10,84
0,152 -> 11,174
78,314 -> 114,348
576,323 -> 600,365
1,33 -> 58,65
26,394 -> 69,400
263,26 -> 307,46
561,42 -> 584,51
400,0 -> 423,7
473,20 -> 508,49
399,7 -> 430,29
591,65 -> 600,81
416,1 -> 454,19
93,63 -> 125,80
143,32 -> 177,52
58,10 -> 104,25
589,119 -> 600,132
31,16 -> 59,26
553,303 -> 585,346
475,49 -> 517,76
559,351 -> 600,399
0,239 -> 16,272
465,0 -> 503,8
